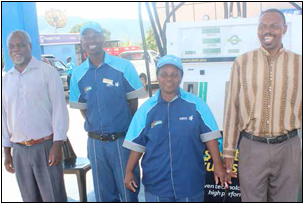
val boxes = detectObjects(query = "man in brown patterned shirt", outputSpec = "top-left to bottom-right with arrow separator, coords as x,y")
223,9 -> 302,202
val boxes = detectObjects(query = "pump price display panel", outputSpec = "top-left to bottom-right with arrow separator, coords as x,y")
179,23 -> 260,60
167,17 -> 300,61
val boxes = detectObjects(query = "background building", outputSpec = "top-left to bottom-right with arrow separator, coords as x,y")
155,2 -> 302,22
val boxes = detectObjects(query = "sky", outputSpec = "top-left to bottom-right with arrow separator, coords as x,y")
36,2 -> 150,20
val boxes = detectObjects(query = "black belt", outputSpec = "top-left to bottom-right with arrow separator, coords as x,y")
88,131 -> 126,142
241,129 -> 298,144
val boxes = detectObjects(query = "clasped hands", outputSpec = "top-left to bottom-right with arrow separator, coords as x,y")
214,158 -> 238,189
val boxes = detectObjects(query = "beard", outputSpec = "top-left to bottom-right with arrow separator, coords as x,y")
13,56 -> 26,65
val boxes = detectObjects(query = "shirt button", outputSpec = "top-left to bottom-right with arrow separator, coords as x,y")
266,121 -> 269,124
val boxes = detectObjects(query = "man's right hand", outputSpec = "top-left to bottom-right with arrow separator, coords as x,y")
4,154 -> 15,174
124,171 -> 138,193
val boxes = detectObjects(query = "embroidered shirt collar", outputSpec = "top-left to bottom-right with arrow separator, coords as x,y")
259,46 -> 285,58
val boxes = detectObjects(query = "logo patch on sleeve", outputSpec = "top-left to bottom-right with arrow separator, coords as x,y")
84,86 -> 92,93
151,120 -> 162,128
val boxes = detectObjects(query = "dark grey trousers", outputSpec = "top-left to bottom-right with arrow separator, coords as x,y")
239,136 -> 301,202
12,140 -> 67,202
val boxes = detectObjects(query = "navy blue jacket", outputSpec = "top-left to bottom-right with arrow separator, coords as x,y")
123,88 -> 221,198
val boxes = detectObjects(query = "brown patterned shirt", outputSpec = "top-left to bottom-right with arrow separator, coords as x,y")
223,47 -> 302,158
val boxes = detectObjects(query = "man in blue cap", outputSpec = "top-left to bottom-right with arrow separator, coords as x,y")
69,22 -> 145,202
66,56 -> 76,90
123,55 -> 229,202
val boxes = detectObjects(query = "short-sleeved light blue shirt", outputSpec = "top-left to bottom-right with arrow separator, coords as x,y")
66,61 -> 76,76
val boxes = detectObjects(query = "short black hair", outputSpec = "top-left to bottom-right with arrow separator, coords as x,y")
260,8 -> 286,25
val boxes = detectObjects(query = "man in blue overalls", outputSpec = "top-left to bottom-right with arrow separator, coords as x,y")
123,55 -> 229,202
69,22 -> 145,202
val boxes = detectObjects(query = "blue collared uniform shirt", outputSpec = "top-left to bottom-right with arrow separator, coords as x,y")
123,88 -> 222,198
69,52 -> 144,134
66,62 -> 76,76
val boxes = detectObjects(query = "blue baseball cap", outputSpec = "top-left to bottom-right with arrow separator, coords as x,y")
157,55 -> 183,72
80,22 -> 103,35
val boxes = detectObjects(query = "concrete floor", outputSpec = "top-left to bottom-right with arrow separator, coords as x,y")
2,89 -> 157,202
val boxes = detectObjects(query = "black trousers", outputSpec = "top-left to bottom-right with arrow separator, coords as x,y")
67,75 -> 71,90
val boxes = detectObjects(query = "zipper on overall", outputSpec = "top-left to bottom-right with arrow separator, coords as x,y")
167,102 -> 177,199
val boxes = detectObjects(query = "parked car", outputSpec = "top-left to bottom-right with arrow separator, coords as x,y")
119,50 -> 159,87
41,54 -> 69,91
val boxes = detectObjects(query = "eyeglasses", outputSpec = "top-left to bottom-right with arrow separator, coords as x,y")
8,43 -> 27,50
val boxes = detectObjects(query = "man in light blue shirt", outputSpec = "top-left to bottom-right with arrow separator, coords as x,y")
2,30 -> 68,202
66,56 -> 76,89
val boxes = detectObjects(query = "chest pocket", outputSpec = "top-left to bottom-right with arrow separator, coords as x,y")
172,113 -> 201,142
82,84 -> 97,111
146,120 -> 169,147
102,74 -> 125,93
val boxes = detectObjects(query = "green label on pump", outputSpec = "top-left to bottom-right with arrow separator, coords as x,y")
202,28 -> 220,34
203,38 -> 221,44
203,48 -> 221,54
199,82 -> 208,102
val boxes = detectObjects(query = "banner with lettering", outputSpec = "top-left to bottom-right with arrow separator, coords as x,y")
203,149 -> 241,202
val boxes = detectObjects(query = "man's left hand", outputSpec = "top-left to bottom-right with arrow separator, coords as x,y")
214,162 -> 229,189
49,141 -> 63,166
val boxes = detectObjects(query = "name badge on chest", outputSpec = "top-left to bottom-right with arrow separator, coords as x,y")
102,78 -> 113,86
